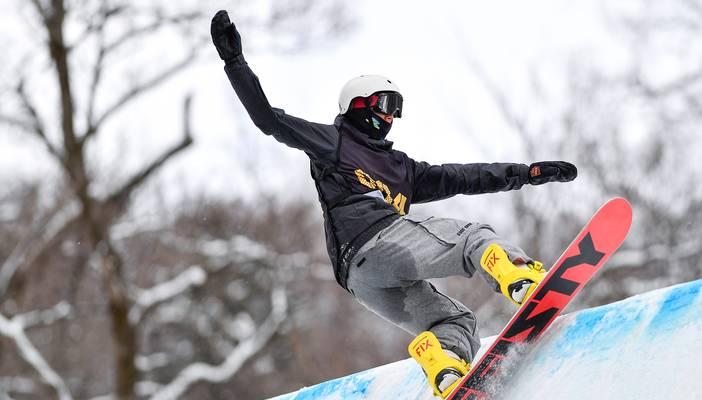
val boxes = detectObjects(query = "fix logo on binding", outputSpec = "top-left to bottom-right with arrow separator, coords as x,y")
484,248 -> 499,272
412,335 -> 434,357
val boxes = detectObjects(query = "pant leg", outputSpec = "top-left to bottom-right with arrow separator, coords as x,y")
346,215 -> 533,362
347,271 -> 481,363
379,215 -> 533,292
347,218 -> 482,361
450,219 -> 534,293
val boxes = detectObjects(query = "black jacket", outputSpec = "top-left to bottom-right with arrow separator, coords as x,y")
224,60 -> 530,290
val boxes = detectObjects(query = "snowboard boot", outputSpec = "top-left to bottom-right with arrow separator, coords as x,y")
409,331 -> 470,398
480,243 -> 546,306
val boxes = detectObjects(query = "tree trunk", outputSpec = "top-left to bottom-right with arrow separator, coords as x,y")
102,247 -> 138,400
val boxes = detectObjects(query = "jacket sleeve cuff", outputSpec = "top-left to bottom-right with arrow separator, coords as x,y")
517,164 -> 530,186
224,54 -> 247,68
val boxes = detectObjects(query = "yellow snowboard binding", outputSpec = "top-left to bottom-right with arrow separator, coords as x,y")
480,243 -> 546,306
409,331 -> 470,398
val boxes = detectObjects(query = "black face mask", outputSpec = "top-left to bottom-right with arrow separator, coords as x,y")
345,108 -> 392,140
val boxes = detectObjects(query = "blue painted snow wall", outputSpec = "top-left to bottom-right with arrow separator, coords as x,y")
272,279 -> 702,400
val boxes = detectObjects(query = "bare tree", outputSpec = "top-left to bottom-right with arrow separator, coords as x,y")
0,1 -> 353,399
567,0 -> 702,304
455,0 -> 702,313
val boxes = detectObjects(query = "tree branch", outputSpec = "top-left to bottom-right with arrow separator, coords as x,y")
633,67 -> 702,98
104,94 -> 194,209
14,301 -> 72,330
608,238 -> 702,269
67,4 -> 129,52
28,0 -> 48,23
0,376 -> 36,398
82,7 -> 109,142
0,200 -> 81,299
148,285 -> 288,400
462,53 -> 538,155
128,265 -> 206,325
156,232 -> 290,270
0,114 -> 33,132
15,79 -> 64,163
92,49 -> 199,131
43,0 -> 80,159
0,307 -> 73,400
80,8 -> 202,144
103,12 -> 202,55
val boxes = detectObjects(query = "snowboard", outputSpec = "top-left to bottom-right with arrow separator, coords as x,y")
447,197 -> 633,400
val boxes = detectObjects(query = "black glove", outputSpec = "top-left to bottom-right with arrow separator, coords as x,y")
211,10 -> 243,64
528,161 -> 577,185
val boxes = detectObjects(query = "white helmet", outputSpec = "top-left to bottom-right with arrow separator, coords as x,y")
338,75 -> 402,115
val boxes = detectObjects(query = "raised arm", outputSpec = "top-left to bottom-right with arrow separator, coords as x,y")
411,159 -> 577,204
210,11 -> 338,161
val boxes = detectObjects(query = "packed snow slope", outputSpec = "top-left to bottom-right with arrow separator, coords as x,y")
272,279 -> 702,400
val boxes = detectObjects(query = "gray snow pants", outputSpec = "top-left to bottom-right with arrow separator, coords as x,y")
346,215 -> 531,363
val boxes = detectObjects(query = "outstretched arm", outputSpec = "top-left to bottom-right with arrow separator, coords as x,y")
411,160 -> 576,203
210,11 -> 338,161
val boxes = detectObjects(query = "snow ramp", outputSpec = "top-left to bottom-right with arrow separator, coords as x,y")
271,279 -> 702,400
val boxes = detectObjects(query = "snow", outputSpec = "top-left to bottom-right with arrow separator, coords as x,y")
0,304 -> 74,400
148,285 -> 288,400
129,265 -> 207,325
15,301 -> 71,329
271,279 -> 702,400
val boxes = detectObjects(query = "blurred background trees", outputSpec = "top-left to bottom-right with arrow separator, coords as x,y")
0,1 -> 372,399
433,0 -> 702,333
1,0 -> 701,399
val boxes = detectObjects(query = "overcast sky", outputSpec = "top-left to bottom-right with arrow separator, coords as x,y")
0,0 -> 627,219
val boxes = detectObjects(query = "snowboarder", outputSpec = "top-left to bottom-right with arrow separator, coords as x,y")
211,10 -> 577,398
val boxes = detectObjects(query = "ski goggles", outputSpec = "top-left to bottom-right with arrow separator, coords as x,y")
372,92 -> 403,118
